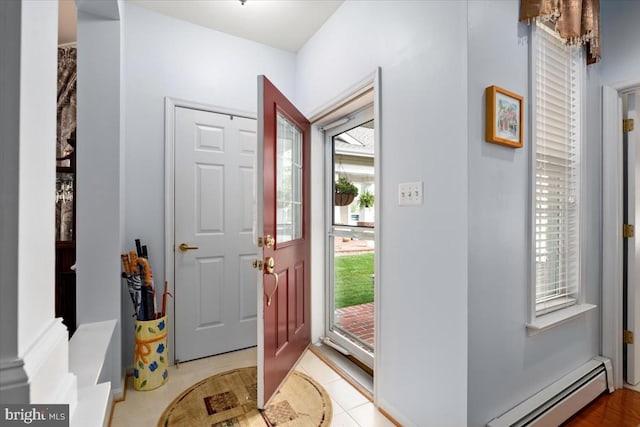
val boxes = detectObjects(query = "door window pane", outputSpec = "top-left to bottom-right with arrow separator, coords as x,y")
276,113 -> 302,243
333,120 -> 375,227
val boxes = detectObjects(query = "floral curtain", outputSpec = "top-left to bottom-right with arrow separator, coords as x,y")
520,0 -> 600,64
57,46 -> 76,241
57,46 -> 76,161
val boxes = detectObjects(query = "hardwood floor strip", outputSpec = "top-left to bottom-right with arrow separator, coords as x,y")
562,387 -> 640,427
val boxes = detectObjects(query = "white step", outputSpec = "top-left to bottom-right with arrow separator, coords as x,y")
70,382 -> 111,427
68,320 -> 117,427
69,319 -> 116,388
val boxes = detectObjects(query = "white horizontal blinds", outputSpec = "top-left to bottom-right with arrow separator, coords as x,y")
534,23 -> 582,316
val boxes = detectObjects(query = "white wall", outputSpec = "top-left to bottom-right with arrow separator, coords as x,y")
76,2 -> 124,394
121,3 -> 297,368
599,0 -> 640,87
466,3 -> 601,426
297,2 -> 469,425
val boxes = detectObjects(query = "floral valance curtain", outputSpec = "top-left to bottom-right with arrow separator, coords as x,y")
57,46 -> 77,159
57,46 -> 76,242
520,0 -> 600,64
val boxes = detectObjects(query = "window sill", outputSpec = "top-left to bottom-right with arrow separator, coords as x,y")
536,296 -> 577,316
526,303 -> 597,335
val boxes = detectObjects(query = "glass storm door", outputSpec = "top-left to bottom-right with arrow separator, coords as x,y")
326,110 -> 375,369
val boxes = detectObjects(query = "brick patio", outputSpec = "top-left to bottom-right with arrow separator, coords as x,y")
334,302 -> 374,347
334,237 -> 374,256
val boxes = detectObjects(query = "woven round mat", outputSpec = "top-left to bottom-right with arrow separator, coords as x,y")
158,366 -> 332,427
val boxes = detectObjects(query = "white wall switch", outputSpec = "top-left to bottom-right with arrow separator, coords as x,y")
398,181 -> 423,206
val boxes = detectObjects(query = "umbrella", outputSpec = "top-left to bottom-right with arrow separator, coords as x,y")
121,238 -> 157,320
137,257 -> 157,321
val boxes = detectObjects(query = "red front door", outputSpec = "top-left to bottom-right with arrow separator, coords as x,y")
257,76 -> 311,408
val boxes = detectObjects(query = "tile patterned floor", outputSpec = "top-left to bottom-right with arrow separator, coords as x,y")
335,303 -> 374,346
110,347 -> 393,427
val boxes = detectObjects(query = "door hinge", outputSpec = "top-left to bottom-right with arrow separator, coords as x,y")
624,224 -> 635,238
624,118 -> 635,133
624,329 -> 634,345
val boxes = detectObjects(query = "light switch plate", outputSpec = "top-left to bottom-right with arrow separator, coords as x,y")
398,181 -> 423,206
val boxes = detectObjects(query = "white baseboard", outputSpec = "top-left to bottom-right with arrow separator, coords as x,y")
624,382 -> 640,392
0,358 -> 29,402
376,397 -> 414,427
110,371 -> 126,401
1,316 -> 117,427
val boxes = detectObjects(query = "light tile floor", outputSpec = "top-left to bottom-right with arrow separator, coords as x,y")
110,347 -> 394,427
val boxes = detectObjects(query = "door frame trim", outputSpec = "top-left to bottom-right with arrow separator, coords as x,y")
624,99 -> 640,385
164,97 -> 255,364
308,67 -> 381,403
602,79 -> 640,389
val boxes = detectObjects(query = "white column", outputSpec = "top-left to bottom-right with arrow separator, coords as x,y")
0,0 -> 77,408
0,0 -> 28,403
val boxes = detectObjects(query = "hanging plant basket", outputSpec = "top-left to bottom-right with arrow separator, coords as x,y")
335,192 -> 356,206
334,176 -> 358,206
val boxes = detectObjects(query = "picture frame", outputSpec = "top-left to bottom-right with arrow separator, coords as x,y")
485,85 -> 523,148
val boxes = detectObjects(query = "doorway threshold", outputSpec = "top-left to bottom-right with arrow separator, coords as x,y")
309,342 -> 373,400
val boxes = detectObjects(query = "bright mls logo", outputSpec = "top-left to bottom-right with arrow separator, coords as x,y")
0,405 -> 68,426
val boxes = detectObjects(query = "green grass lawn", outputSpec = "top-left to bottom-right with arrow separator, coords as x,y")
334,253 -> 374,309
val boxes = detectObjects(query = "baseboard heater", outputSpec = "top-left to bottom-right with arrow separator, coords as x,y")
487,357 -> 614,427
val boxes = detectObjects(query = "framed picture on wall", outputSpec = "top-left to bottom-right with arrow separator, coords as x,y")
485,85 -> 523,148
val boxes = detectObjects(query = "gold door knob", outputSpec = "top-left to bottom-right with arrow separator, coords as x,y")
178,243 -> 199,252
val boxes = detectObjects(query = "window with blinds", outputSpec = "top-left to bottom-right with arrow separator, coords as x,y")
532,22 -> 584,316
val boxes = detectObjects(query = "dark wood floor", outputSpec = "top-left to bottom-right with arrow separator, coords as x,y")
562,387 -> 640,427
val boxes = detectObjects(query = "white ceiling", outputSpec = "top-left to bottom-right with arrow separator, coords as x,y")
128,0 -> 343,52
58,0 -> 343,52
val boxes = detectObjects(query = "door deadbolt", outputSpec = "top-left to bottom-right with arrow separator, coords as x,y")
258,235 -> 275,248
265,257 -> 275,273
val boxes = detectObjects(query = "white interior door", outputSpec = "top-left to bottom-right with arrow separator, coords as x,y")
174,107 -> 257,362
626,95 -> 640,386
